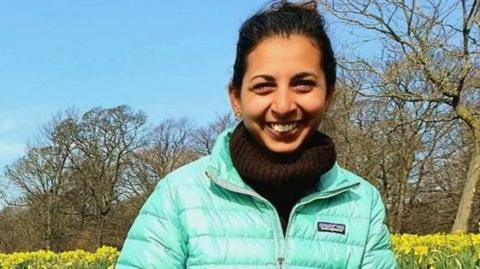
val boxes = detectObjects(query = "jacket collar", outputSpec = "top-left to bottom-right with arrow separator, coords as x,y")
206,128 -> 360,197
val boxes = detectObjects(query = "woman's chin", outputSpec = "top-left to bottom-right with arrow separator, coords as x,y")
258,126 -> 311,154
262,140 -> 304,154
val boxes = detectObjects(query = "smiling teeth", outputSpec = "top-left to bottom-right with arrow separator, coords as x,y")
270,123 -> 297,133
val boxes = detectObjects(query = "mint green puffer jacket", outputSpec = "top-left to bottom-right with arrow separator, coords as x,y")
116,129 -> 396,269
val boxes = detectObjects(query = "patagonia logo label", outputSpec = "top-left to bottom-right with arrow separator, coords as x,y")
317,222 -> 346,234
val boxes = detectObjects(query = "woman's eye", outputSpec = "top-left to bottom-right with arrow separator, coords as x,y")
293,80 -> 316,92
251,83 -> 275,93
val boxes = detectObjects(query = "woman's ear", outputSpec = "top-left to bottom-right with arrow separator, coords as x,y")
228,81 -> 242,115
324,88 -> 335,112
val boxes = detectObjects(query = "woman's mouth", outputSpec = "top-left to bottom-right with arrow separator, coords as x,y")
266,121 -> 302,135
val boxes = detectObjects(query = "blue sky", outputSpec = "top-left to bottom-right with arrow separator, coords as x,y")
0,1 -> 364,193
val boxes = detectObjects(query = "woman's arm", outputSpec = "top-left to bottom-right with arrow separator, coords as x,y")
361,189 -> 397,269
116,177 -> 187,269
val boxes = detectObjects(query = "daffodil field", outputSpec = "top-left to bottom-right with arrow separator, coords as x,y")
0,246 -> 118,269
0,234 -> 479,268
392,233 -> 480,268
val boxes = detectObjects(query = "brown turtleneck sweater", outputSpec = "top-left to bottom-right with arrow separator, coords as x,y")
229,123 -> 336,234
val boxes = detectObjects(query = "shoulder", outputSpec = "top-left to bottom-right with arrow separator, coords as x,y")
338,166 -> 384,209
341,167 -> 380,193
161,156 -> 211,188
146,156 -> 212,208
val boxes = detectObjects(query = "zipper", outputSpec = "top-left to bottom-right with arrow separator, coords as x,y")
206,169 -> 359,269
206,170 -> 286,268
277,257 -> 285,268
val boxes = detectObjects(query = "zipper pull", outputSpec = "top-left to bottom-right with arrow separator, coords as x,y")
277,257 -> 285,268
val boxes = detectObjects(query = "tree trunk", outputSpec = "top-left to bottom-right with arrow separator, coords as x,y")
46,195 -> 52,251
452,141 -> 480,232
393,151 -> 414,234
452,103 -> 480,233
96,215 -> 106,248
393,179 -> 407,234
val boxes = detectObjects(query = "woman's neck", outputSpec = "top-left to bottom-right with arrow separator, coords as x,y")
229,122 -> 336,185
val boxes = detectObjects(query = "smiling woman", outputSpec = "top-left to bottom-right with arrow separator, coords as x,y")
116,1 -> 396,268
228,35 -> 329,153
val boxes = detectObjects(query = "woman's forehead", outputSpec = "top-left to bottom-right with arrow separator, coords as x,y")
244,35 -> 323,80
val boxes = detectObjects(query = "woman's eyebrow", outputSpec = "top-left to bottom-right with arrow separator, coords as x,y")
292,72 -> 318,80
250,74 -> 275,82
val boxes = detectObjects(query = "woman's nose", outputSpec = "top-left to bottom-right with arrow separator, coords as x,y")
271,88 -> 296,116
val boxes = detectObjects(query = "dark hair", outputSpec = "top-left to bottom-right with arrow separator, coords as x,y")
231,0 -> 336,98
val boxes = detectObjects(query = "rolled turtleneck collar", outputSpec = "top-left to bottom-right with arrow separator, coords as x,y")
229,122 -> 336,185
229,122 -> 337,233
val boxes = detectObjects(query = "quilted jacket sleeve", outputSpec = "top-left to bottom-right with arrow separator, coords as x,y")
116,178 -> 187,269
361,189 -> 397,269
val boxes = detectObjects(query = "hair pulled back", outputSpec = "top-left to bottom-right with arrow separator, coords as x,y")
231,0 -> 336,98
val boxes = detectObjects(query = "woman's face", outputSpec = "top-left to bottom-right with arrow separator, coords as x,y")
229,34 -> 331,154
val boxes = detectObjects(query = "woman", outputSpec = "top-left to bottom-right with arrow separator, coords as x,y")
116,1 -> 396,268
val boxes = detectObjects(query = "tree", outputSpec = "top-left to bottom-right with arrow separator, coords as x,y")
70,105 -> 148,247
319,0 -> 480,232
192,113 -> 237,156
4,112 -> 78,251
0,206 -> 41,252
124,117 -> 197,197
